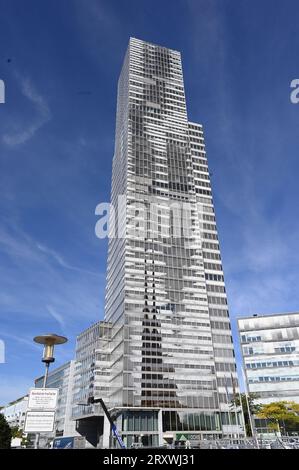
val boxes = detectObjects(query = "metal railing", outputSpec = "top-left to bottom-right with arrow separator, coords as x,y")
195,437 -> 299,449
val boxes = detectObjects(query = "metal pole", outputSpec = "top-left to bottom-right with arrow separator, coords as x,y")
224,382 -> 233,441
231,374 -> 240,443
244,390 -> 256,442
238,390 -> 247,438
241,367 -> 259,448
33,334 -> 67,450
234,404 -> 240,443
43,362 -> 50,388
35,362 -> 50,448
34,433 -> 39,449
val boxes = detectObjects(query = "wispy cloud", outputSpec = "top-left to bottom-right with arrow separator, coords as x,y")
0,221 -> 103,328
2,75 -> 51,146
0,331 -> 40,351
46,305 -> 66,330
0,223 -> 98,277
36,243 -> 98,276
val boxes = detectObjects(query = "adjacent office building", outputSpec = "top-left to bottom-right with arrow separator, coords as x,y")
72,321 -> 112,447
238,312 -> 299,404
1,395 -> 28,429
75,37 -> 241,447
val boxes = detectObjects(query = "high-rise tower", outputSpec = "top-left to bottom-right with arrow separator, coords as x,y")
100,38 -> 241,447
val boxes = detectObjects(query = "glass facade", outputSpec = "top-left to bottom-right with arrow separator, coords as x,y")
72,322 -> 112,420
102,38 -> 239,443
238,313 -> 299,404
74,38 -> 241,446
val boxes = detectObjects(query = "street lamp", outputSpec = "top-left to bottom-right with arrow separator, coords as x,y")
33,334 -> 67,387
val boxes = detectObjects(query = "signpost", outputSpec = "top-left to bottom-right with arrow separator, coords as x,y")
31,334 -> 67,448
28,388 -> 58,410
24,411 -> 55,433
25,387 -> 59,446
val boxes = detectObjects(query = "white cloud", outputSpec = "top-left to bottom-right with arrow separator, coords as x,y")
2,76 -> 51,146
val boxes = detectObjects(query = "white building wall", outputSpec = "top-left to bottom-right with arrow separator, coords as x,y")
238,312 -> 299,405
1,395 -> 28,429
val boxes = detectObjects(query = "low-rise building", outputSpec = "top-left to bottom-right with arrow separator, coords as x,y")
1,395 -> 28,429
72,321 -> 112,448
238,312 -> 299,405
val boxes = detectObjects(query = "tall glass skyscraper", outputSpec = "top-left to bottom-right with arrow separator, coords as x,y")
98,38 -> 241,447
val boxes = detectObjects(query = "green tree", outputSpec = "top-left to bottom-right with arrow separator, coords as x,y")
0,414 -> 12,449
10,426 -> 23,438
257,401 -> 299,435
10,426 -> 29,447
231,393 -> 261,436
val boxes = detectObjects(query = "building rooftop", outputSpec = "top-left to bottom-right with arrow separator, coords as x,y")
237,311 -> 299,323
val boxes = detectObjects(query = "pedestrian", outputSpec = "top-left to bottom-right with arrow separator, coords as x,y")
185,439 -> 191,449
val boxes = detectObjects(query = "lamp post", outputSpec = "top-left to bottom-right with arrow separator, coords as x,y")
33,334 -> 68,388
32,334 -> 67,449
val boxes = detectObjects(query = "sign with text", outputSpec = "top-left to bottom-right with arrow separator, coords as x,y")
24,411 -> 55,433
28,388 -> 58,411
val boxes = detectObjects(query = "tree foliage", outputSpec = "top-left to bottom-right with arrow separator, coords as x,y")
10,426 -> 23,438
257,401 -> 299,433
0,414 -> 12,449
10,426 -> 29,446
231,393 -> 261,436
231,392 -> 261,415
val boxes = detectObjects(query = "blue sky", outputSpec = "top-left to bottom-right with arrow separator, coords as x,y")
0,0 -> 299,403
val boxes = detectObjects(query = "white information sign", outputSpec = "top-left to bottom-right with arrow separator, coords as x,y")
28,388 -> 58,410
24,411 -> 55,432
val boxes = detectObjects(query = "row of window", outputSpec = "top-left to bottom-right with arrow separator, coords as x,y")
202,241 -> 220,250
203,232 -> 218,241
207,285 -> 226,293
207,294 -> 227,303
212,334 -> 233,344
249,375 -> 299,383
241,335 -> 261,343
214,348 -> 235,358
204,262 -> 223,271
209,308 -> 229,318
210,321 -> 231,331
246,360 -> 295,369
215,362 -> 236,372
196,188 -> 211,196
202,214 -> 215,222
274,346 -> 296,353
203,251 -> 221,260
193,164 -> 208,173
